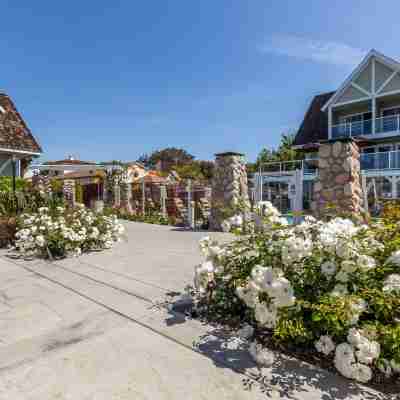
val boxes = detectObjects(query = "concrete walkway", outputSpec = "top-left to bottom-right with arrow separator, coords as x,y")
0,222 -> 386,399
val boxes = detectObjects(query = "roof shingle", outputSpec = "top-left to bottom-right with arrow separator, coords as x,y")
0,93 -> 42,154
294,91 -> 335,147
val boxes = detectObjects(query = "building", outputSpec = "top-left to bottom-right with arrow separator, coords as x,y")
0,93 -> 42,177
256,49 -> 400,214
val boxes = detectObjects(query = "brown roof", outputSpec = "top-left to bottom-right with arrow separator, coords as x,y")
294,91 -> 335,147
44,159 -> 96,165
143,170 -> 167,184
61,170 -> 105,179
0,93 -> 42,154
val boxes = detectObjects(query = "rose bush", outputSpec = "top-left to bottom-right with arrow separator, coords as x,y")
14,204 -> 125,258
194,202 -> 400,385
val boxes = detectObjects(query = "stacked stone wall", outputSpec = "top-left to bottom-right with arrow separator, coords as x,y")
209,152 -> 249,231
312,139 -> 364,219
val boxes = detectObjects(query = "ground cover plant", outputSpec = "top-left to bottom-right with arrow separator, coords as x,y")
193,201 -> 400,391
14,204 -> 125,258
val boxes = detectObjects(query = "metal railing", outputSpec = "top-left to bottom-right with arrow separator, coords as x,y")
332,114 -> 400,138
376,114 -> 400,134
360,150 -> 400,170
255,151 -> 400,176
259,159 -> 318,175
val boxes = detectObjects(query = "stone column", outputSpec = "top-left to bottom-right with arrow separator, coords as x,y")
120,182 -> 133,214
312,139 -> 365,220
209,152 -> 250,231
113,184 -> 121,208
63,179 -> 76,208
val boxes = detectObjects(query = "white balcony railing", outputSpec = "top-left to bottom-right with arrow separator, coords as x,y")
332,114 -> 400,138
259,159 -> 318,175
256,151 -> 400,177
360,151 -> 400,171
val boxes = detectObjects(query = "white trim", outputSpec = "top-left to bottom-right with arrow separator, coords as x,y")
376,88 -> 400,98
322,50 -> 400,112
0,147 -> 41,156
377,70 -> 398,94
338,111 -> 371,122
372,58 -> 376,95
328,107 -> 332,139
351,82 -> 371,97
331,96 -> 371,108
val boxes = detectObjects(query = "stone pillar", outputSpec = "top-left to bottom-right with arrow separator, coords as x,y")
209,152 -> 250,231
63,179 -> 76,208
312,139 -> 364,220
120,182 -> 133,213
113,184 -> 121,208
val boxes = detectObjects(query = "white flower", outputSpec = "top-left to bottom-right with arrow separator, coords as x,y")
229,214 -> 243,227
35,235 -> 45,247
348,299 -> 367,325
254,303 -> 278,328
221,220 -> 231,233
383,274 -> 400,293
347,328 -> 365,347
321,261 -> 337,277
236,283 -> 259,308
334,343 -> 355,379
249,341 -> 274,367
351,363 -> 372,383
355,340 -> 380,365
386,250 -> 400,266
331,284 -> 348,297
357,255 -> 376,271
335,342 -> 355,363
194,261 -> 215,294
315,335 -> 335,355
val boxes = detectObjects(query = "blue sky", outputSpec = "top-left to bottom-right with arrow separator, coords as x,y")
2,1 -> 400,162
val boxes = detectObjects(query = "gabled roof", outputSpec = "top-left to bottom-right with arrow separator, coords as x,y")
0,93 -> 42,154
43,159 -> 96,166
321,49 -> 400,111
294,91 -> 334,147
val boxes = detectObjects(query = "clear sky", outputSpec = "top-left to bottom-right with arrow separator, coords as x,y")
2,1 -> 400,162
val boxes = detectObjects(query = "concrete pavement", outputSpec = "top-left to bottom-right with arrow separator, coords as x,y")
0,222 -> 386,399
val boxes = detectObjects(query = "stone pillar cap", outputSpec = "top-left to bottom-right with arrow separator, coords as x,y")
214,151 -> 245,157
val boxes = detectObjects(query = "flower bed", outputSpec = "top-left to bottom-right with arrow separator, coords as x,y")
14,204 -> 125,258
193,202 -> 400,390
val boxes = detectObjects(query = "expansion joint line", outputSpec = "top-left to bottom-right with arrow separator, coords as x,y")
6,257 -> 270,392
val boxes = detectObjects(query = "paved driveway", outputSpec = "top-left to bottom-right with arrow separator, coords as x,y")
0,222 -> 383,399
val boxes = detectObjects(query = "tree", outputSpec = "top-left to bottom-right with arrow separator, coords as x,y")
250,132 -> 301,172
148,147 -> 194,169
174,160 -> 215,182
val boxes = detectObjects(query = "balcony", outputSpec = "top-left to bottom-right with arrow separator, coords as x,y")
332,114 -> 400,139
360,151 -> 400,171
